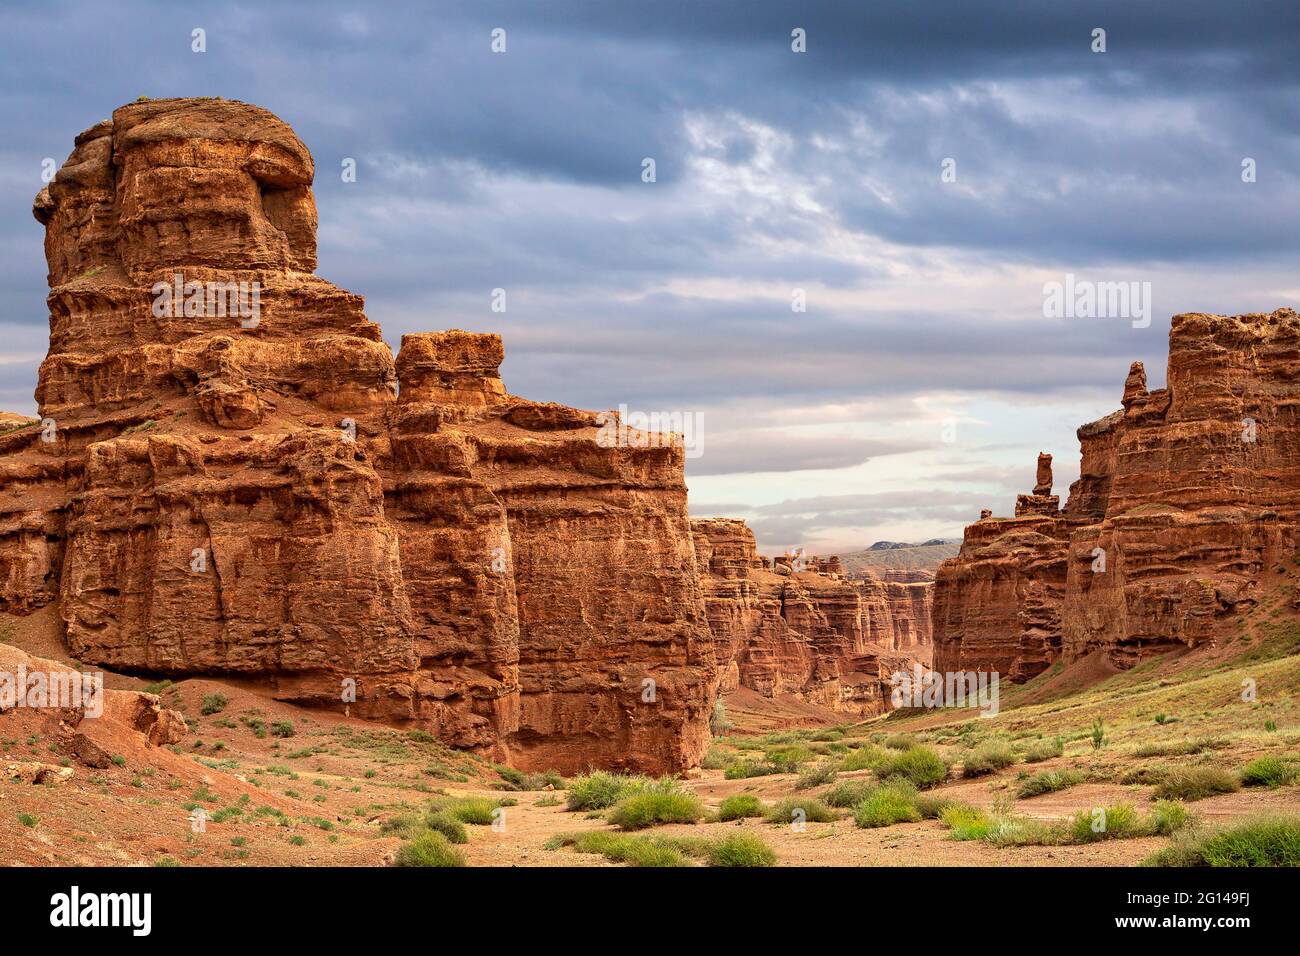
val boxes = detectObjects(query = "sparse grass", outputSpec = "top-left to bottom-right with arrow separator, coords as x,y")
940,803 -> 993,841
608,791 -> 706,830
839,746 -> 888,772
200,693 -> 228,716
853,782 -> 922,828
916,792 -> 955,819
545,831 -> 692,867
393,830 -> 466,867
496,766 -> 565,791
1144,816 -> 1300,867
707,833 -> 777,867
723,759 -> 781,779
1149,800 -> 1193,836
1154,767 -> 1240,802
795,758 -> 839,790
271,720 -> 295,738
877,746 -> 948,789
430,796 -> 503,825
717,794 -> 766,821
1017,769 -> 1085,798
1022,736 -> 1065,763
425,810 -> 469,844
1240,756 -> 1297,789
565,771 -> 655,810
764,796 -> 837,825
822,779 -> 875,808
1070,803 -> 1146,843
962,740 -> 1016,777
883,733 -> 917,750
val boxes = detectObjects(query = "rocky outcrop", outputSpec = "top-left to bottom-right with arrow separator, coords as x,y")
692,519 -> 932,717
0,98 -> 716,774
936,309 -> 1300,677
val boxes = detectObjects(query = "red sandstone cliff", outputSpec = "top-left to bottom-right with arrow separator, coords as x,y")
935,309 -> 1300,678
692,519 -> 932,717
0,98 -> 716,774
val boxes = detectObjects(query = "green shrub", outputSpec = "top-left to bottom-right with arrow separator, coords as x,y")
795,758 -> 839,790
271,720 -> 295,738
765,745 -> 815,772
1240,756 -> 1296,789
983,815 -> 1067,847
884,733 -> 916,750
1180,817 -> 1300,867
823,779 -> 875,808
717,794 -> 766,821
1017,769 -> 1085,798
1023,737 -> 1065,763
1154,767 -> 1240,802
608,791 -> 705,830
394,830 -> 466,867
940,803 -> 992,841
1090,717 -> 1106,750
764,797 -> 837,825
200,693 -> 228,716
436,797 -> 500,825
723,760 -> 780,780
565,771 -> 653,810
17,813 -> 37,827
548,831 -> 691,867
879,746 -> 948,789
707,833 -> 776,867
1070,803 -> 1143,843
853,782 -> 922,828
963,740 -> 1015,777
1149,800 -> 1193,836
839,746 -> 888,772
916,792 -> 955,819
425,810 -> 469,844
700,748 -> 732,770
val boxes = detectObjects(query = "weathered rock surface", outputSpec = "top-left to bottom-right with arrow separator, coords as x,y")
1,98 -> 716,773
936,309 -> 1300,678
692,519 -> 932,717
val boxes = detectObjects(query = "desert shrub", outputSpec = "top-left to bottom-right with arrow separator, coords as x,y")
1151,817 -> 1300,867
724,759 -> 782,780
271,720 -> 295,738
1090,717 -> 1106,750
879,746 -> 948,789
608,791 -> 705,830
1149,800 -> 1192,836
700,748 -> 732,770
915,792 -> 955,819
1154,767 -> 1240,802
1240,756 -> 1297,789
200,693 -> 228,716
1135,737 -> 1228,758
717,795 -> 766,821
425,810 -> 468,844
394,830 -> 465,867
853,782 -> 921,828
983,815 -> 1066,848
381,812 -> 426,838
823,779 -> 875,808
1120,765 -> 1168,786
1022,737 -> 1064,763
940,803 -> 992,841
707,833 -> 777,867
1070,803 -> 1143,843
963,740 -> 1016,777
496,766 -> 565,791
565,771 -> 654,810
839,746 -> 888,772
883,733 -> 917,750
435,797 -> 501,825
795,758 -> 840,790
764,797 -> 837,825
765,745 -> 815,772
1017,769 -> 1085,798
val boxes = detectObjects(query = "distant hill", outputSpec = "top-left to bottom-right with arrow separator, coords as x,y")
838,539 -> 961,575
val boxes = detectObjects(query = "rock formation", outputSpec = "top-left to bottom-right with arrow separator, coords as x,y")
0,98 -> 716,774
692,519 -> 932,717
936,309 -> 1300,678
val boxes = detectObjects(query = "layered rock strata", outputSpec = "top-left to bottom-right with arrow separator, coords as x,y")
0,98 -> 716,773
692,519 -> 932,717
936,309 -> 1300,677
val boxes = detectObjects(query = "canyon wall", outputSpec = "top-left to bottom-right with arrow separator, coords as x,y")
0,98 -> 716,774
935,309 -> 1300,678
692,519 -> 933,718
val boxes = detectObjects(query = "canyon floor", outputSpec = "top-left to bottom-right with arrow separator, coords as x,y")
3,595 -> 1297,867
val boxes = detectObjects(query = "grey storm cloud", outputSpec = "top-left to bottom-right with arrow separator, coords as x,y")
0,0 -> 1292,545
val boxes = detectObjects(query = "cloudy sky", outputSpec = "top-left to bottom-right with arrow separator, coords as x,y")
1,1 -> 1296,554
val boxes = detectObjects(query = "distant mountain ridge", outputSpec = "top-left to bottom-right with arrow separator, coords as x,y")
839,539 -> 961,574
